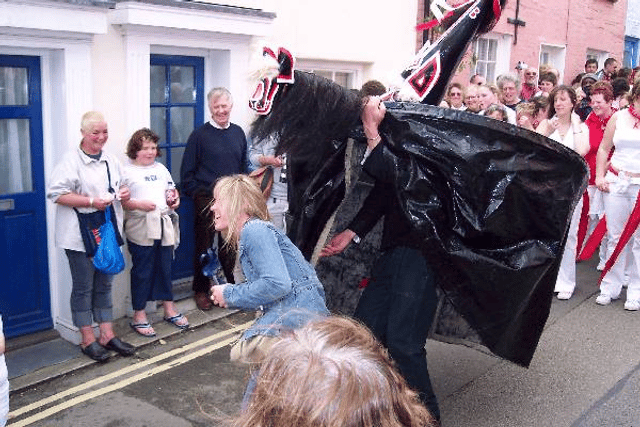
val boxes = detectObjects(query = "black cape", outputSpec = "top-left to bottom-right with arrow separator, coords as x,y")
291,102 -> 588,367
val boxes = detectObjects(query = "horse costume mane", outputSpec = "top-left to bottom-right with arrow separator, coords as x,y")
247,0 -> 587,367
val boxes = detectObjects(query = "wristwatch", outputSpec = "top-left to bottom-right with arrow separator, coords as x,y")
352,234 -> 361,244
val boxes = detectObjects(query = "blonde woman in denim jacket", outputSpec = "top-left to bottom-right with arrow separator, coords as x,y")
210,175 -> 328,363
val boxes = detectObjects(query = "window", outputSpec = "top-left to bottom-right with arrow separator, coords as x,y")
586,49 -> 609,72
539,44 -> 566,82
474,37 -> 498,83
473,34 -> 512,83
297,60 -> 361,90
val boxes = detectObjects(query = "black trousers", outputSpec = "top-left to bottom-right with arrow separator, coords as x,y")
354,246 -> 440,421
192,189 -> 236,293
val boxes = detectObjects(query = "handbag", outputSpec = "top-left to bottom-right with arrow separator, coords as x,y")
73,161 -> 124,257
92,207 -> 125,274
249,166 -> 275,199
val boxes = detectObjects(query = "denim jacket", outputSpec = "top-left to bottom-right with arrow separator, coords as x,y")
223,219 -> 329,340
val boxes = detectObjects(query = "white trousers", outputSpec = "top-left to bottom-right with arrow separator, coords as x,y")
587,185 -> 608,264
601,179 -> 640,301
267,198 -> 288,232
555,198 -> 583,294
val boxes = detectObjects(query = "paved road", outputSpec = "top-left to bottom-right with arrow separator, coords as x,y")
7,257 -> 640,426
8,313 -> 254,427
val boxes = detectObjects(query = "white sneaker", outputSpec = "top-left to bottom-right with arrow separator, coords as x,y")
557,292 -> 572,300
596,294 -> 612,305
624,300 -> 640,311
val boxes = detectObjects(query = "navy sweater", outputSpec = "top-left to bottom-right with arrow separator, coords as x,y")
180,122 -> 247,197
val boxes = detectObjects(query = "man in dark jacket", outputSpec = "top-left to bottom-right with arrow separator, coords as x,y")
180,87 -> 247,310
321,97 -> 440,422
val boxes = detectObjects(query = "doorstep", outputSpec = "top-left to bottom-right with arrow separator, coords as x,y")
6,297 -> 237,394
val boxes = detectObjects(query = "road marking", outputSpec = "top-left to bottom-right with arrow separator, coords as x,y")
8,320 -> 252,425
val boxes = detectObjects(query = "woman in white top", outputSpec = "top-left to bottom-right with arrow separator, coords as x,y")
595,84 -> 640,311
122,128 -> 186,337
47,112 -> 135,362
537,86 -> 589,300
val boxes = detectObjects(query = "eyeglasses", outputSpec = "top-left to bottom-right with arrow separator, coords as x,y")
525,72 -> 537,76
450,93 -> 462,96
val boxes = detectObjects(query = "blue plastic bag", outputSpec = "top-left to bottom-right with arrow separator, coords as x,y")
93,207 -> 125,274
200,245 -> 227,286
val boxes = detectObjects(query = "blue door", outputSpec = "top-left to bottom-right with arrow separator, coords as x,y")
150,55 -> 204,282
0,55 -> 52,338
624,36 -> 638,69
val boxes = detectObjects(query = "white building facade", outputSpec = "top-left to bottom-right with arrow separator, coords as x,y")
0,0 -> 418,343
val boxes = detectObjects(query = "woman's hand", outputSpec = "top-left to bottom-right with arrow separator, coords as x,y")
595,176 -> 610,193
211,285 -> 228,308
259,155 -> 284,167
92,197 -> 112,211
118,185 -> 131,202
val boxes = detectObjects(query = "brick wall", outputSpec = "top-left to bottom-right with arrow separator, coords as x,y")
418,0 -> 628,85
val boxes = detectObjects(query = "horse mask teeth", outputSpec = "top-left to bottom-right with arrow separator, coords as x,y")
249,47 -> 295,115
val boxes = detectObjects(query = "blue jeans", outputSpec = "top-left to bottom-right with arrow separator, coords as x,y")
354,246 -> 440,421
65,249 -> 114,327
128,240 -> 174,311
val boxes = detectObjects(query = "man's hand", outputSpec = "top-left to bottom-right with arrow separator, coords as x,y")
320,229 -> 357,257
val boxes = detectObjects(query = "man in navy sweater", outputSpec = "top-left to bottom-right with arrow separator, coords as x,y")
180,87 -> 247,310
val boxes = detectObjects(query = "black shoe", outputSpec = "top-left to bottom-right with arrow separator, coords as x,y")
103,337 -> 135,356
81,341 -> 111,362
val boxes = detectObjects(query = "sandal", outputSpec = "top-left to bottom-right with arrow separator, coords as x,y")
130,322 -> 156,337
164,313 -> 189,330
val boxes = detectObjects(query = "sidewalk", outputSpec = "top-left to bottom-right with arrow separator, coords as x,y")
5,256 -> 640,426
5,298 -> 236,394
431,256 -> 640,426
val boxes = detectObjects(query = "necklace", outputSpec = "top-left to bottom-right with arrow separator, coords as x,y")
597,110 -> 614,132
629,103 -> 640,129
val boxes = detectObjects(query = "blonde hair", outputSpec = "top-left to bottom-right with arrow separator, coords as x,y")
80,111 -> 106,132
228,316 -> 437,427
515,102 -> 536,117
213,174 -> 270,248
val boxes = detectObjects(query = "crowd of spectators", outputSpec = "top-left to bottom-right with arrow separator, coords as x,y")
436,58 -> 640,312
438,58 -> 639,134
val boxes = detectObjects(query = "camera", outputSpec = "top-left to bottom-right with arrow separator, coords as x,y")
515,61 -> 528,71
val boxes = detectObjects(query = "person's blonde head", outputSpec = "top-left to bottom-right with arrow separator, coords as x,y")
80,111 -> 105,133
213,174 -> 270,248
230,316 -> 437,427
516,102 -> 536,117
